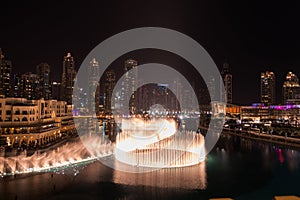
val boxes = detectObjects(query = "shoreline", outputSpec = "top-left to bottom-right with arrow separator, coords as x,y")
221,128 -> 300,149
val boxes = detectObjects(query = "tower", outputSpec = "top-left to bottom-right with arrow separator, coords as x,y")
13,74 -> 23,98
261,71 -> 275,105
121,59 -> 138,114
36,62 -> 51,100
221,62 -> 233,104
0,49 -> 13,97
104,70 -> 116,113
88,58 -> 100,114
61,52 -> 76,104
283,71 -> 300,104
51,81 -> 61,100
21,72 -> 40,100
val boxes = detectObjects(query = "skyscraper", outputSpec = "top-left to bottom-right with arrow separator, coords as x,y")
171,79 -> 182,111
51,81 -> 61,100
13,74 -> 23,98
0,49 -> 13,97
36,63 -> 51,100
104,70 -> 116,113
121,59 -> 138,114
21,72 -> 40,100
88,58 -> 100,114
61,52 -> 76,104
221,62 -> 233,103
260,71 -> 275,105
207,75 -> 216,102
283,71 -> 300,104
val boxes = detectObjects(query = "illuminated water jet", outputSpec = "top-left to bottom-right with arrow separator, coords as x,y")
0,118 -> 205,176
0,137 -> 113,176
115,118 -> 205,168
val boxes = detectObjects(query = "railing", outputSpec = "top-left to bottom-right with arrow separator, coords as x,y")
0,119 -> 56,127
222,127 -> 300,148
0,121 -> 40,127
3,127 -> 60,137
41,118 -> 55,123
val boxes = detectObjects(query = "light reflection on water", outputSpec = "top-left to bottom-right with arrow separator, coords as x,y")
112,161 -> 206,189
1,134 -> 300,199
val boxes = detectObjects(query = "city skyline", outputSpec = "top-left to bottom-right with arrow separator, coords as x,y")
4,47 -> 300,106
2,2 -> 300,199
1,1 -> 300,105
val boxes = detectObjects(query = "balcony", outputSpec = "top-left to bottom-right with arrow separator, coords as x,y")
14,111 -> 20,115
22,111 -> 28,115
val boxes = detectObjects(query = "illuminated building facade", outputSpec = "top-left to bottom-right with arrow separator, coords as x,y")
104,69 -> 116,113
21,72 -> 40,100
36,63 -> 51,100
283,71 -> 300,104
61,52 -> 76,104
0,97 -> 74,148
13,74 -> 23,98
221,62 -> 233,103
121,59 -> 138,114
241,104 -> 300,126
261,71 -> 275,105
88,58 -> 100,114
0,49 -> 13,97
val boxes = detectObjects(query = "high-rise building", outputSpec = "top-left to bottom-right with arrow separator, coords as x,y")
221,62 -> 233,103
61,52 -> 76,104
0,49 -> 13,97
171,79 -> 182,111
73,86 -> 88,114
283,71 -> 300,104
207,75 -> 217,103
121,59 -> 138,114
138,85 -> 150,112
261,71 -> 276,105
51,81 -> 61,100
21,72 -> 40,100
36,63 -> 51,100
13,74 -> 24,98
104,69 -> 116,113
88,58 -> 100,114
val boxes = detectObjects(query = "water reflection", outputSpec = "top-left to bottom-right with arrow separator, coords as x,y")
2,133 -> 300,199
112,161 -> 206,189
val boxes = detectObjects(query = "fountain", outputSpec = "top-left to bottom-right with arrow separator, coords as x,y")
0,137 -> 114,176
115,118 -> 205,168
0,118 -> 205,176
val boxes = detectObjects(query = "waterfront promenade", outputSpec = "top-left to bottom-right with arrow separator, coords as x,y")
222,127 -> 300,149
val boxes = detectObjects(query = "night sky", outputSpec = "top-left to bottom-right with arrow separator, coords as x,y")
1,0 -> 300,105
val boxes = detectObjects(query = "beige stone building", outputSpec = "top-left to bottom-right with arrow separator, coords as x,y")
0,96 -> 74,148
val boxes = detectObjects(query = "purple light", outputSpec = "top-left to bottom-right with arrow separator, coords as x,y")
269,104 -> 300,110
73,109 -> 79,116
252,103 -> 265,108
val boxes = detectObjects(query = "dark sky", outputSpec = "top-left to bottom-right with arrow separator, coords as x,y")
1,0 -> 300,105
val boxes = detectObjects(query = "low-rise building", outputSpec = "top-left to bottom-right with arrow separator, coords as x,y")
241,104 -> 300,126
0,96 -> 75,149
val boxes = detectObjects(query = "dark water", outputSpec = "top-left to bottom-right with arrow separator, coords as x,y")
1,134 -> 300,200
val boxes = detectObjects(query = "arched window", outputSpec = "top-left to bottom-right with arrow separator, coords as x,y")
15,109 -> 20,115
14,118 -> 20,122
6,128 -> 10,134
22,117 -> 28,122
